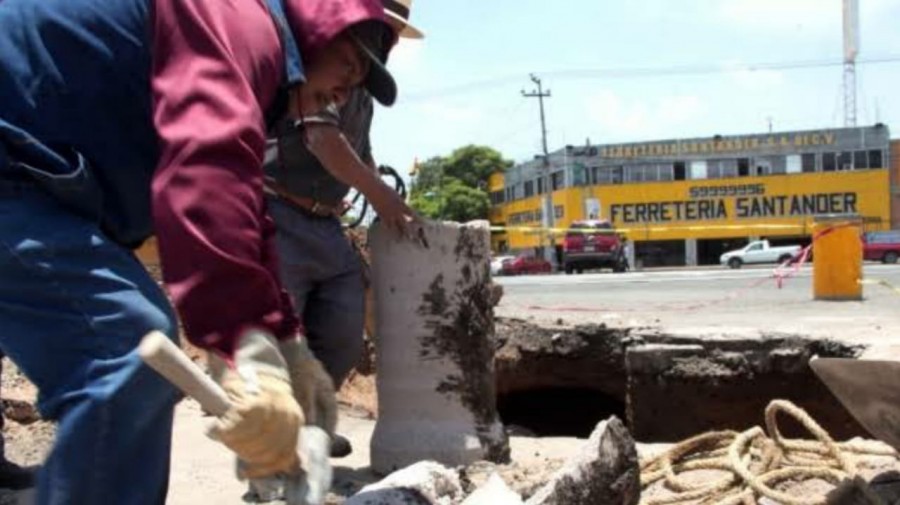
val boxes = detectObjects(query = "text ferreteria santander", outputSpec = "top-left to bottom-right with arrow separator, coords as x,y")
611,184 -> 857,224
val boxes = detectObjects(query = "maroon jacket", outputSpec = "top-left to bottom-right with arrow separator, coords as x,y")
151,0 -> 383,357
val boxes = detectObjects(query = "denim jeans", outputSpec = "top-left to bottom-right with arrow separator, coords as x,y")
268,198 -> 364,387
0,180 -> 179,504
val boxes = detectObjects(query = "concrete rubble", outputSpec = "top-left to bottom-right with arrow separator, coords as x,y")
343,461 -> 463,505
342,416 -> 640,504
460,473 -> 523,505
525,417 -> 640,505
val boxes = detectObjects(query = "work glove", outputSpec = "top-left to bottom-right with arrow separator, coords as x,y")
207,330 -> 304,479
244,336 -> 337,503
278,335 -> 338,438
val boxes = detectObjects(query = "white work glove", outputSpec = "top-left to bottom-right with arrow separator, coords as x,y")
278,335 -> 338,437
207,330 -> 304,479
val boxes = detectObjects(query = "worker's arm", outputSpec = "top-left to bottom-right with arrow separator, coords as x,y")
149,0 -> 300,358
305,123 -> 419,236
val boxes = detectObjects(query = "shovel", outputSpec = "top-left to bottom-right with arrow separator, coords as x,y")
810,356 -> 900,450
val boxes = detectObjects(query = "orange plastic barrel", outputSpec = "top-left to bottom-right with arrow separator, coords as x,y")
812,214 -> 863,301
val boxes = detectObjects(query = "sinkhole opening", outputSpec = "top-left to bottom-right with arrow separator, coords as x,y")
497,387 -> 626,438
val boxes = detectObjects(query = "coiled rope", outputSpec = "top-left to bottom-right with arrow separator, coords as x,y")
640,400 -> 898,505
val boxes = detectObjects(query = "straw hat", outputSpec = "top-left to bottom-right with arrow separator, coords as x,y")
383,0 -> 424,39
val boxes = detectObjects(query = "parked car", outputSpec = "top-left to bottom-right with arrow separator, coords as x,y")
863,231 -> 900,264
720,240 -> 802,269
501,254 -> 552,275
490,255 -> 516,276
562,220 -> 627,274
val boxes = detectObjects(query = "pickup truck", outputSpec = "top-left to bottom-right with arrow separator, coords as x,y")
720,240 -> 802,269
562,220 -> 628,274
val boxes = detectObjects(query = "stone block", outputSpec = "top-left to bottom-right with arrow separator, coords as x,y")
525,417 -> 639,505
344,461 -> 463,505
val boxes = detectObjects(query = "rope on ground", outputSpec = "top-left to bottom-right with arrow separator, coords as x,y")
640,400 -> 898,505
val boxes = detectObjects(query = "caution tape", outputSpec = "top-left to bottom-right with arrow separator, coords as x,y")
859,278 -> 900,296
490,222 -> 807,236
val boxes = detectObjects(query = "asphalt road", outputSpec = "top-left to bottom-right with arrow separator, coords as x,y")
495,263 -> 900,345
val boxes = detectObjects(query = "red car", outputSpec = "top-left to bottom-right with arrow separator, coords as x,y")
562,220 -> 628,274
863,231 -> 900,264
501,254 -> 552,275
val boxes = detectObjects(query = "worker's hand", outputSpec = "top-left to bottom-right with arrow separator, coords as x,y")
278,335 -> 338,438
207,330 -> 303,479
366,182 -> 421,240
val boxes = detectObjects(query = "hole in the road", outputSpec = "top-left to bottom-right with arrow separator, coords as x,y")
497,387 -> 626,438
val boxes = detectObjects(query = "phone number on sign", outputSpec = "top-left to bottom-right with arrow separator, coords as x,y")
688,184 -> 765,199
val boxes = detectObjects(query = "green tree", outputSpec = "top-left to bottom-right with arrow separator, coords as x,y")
440,179 -> 490,222
409,156 -> 445,192
442,145 -> 513,190
409,145 -> 511,223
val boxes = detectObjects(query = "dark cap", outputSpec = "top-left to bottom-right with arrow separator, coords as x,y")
347,20 -> 397,106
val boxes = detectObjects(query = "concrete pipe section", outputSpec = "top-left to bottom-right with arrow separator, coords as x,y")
369,220 -> 510,475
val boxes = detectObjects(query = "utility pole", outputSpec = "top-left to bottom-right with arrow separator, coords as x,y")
842,0 -> 859,127
522,74 -> 557,269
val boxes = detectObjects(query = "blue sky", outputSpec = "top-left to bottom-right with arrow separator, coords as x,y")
369,0 -> 900,175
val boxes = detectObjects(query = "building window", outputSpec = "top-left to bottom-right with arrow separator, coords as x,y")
537,177 -> 544,194
838,152 -> 852,171
751,156 -> 786,176
708,159 -> 738,179
853,151 -> 868,170
870,150 -> 884,169
690,160 -> 708,180
823,152 -> 837,172
737,158 -> 750,177
801,153 -> 816,173
611,166 -> 624,184
551,171 -> 564,191
786,155 -> 802,174
524,180 -> 534,197
674,161 -> 686,181
659,164 -> 674,181
554,205 -> 564,219
572,165 -> 588,186
490,190 -> 505,205
625,166 -> 642,182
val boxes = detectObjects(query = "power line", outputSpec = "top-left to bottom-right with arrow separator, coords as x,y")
402,55 -> 900,102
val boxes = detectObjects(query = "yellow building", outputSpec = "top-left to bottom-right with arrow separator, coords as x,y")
490,125 -> 895,266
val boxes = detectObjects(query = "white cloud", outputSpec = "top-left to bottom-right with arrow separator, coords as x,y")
585,90 -> 704,141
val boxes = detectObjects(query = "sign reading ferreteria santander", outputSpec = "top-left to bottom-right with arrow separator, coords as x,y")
600,131 -> 837,159
610,183 -> 858,224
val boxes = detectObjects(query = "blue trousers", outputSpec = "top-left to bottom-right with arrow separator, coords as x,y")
268,199 -> 364,387
0,181 -> 179,504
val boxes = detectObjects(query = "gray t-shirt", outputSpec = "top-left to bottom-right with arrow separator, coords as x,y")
263,88 -> 374,205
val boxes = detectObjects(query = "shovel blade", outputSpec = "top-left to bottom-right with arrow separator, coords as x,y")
810,357 -> 900,450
